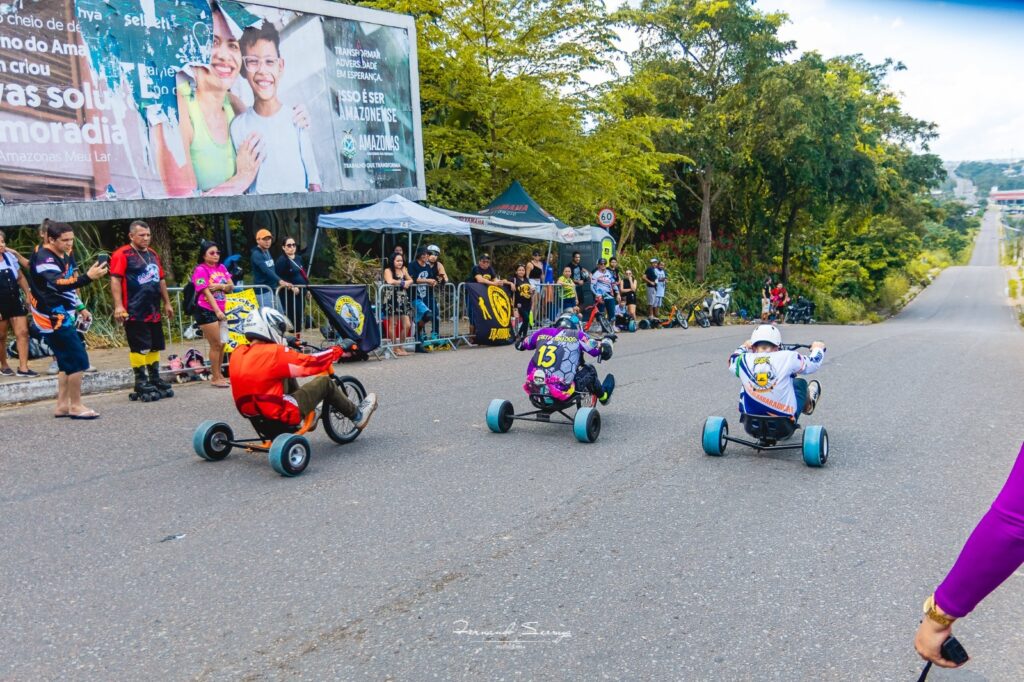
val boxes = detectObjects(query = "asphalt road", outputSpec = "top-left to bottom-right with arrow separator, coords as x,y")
3,208 -> 1022,681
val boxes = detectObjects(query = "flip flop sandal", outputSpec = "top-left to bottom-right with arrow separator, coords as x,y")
69,411 -> 100,420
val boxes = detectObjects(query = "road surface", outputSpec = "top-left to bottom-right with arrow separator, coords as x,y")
2,208 -> 1021,680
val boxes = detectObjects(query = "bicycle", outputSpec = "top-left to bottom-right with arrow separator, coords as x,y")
582,297 -> 615,336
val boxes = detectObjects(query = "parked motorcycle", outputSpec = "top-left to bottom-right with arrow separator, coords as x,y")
785,296 -> 816,324
708,286 -> 733,326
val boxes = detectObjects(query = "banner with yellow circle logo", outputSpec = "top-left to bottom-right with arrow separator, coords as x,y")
466,283 -> 514,345
308,285 -> 380,351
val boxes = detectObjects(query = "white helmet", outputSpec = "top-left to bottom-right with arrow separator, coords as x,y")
426,244 -> 440,255
243,306 -> 293,345
750,324 -> 781,348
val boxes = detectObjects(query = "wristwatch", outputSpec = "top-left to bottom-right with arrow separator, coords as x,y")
923,594 -> 956,628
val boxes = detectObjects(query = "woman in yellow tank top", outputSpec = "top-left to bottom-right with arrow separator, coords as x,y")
153,6 -> 263,197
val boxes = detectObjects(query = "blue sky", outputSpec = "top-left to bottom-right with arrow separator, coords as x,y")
600,0 -> 1024,161
758,0 -> 1024,161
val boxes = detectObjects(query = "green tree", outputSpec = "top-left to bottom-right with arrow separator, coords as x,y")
617,0 -> 791,280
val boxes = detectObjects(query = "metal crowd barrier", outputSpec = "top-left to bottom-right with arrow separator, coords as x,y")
528,282 -> 576,335
375,281 -> 461,357
161,283 -> 274,379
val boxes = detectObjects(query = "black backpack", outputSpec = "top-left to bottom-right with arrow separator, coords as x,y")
181,279 -> 197,315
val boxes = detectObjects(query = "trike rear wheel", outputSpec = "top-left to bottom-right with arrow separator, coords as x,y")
193,420 -> 234,461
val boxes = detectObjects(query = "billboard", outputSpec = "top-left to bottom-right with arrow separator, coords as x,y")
0,0 -> 424,226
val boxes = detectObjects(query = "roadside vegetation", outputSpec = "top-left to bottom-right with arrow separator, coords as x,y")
3,0 -> 979,331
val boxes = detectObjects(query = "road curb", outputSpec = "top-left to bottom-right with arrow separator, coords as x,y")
0,369 -> 134,404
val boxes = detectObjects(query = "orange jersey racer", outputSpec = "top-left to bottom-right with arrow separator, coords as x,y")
229,342 -> 342,425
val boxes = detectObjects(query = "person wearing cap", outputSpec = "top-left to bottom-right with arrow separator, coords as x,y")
425,244 -> 448,285
468,253 -> 508,286
408,246 -> 440,347
251,227 -> 298,310
590,258 -> 618,328
729,325 -> 824,421
643,258 -> 662,320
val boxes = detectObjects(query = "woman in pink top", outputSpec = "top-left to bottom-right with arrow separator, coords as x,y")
191,240 -> 233,387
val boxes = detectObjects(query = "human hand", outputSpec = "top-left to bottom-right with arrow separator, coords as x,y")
235,133 -> 264,181
87,261 -> 109,279
291,104 -> 311,129
811,341 -> 826,351
742,340 -> 753,350
164,302 -> 175,320
914,619 -> 961,669
114,306 -> 129,322
79,309 -> 92,323
216,310 -> 226,322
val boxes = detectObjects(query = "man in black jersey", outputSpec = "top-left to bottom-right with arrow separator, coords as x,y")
109,220 -> 175,399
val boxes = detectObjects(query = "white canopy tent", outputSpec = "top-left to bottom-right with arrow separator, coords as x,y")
311,194 -> 476,271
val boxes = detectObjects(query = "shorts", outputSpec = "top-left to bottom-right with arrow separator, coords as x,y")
561,298 -> 576,311
46,323 -> 90,375
0,295 -> 26,321
194,306 -> 221,326
647,289 -> 663,308
624,292 -> 636,305
761,299 -> 771,315
124,320 -> 166,354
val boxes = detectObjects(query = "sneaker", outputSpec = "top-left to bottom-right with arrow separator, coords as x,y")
86,366 -> 98,373
16,368 -> 39,377
352,392 -> 378,430
47,360 -> 59,375
599,374 -> 616,405
0,367 -> 13,376
803,381 -> 821,415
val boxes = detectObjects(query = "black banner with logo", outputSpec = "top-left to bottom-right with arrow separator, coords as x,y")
465,283 -> 514,345
309,285 -> 380,352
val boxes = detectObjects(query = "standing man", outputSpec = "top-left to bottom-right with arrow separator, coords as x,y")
569,251 -> 589,308
251,227 -> 298,309
28,221 -> 108,419
643,257 -> 661,320
110,220 -> 176,400
468,253 -> 508,286
408,247 -> 439,347
590,258 -> 618,327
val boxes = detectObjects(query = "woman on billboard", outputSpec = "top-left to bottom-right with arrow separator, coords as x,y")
152,3 -> 310,197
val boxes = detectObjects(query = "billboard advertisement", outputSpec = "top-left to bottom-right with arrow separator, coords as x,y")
0,0 -> 424,225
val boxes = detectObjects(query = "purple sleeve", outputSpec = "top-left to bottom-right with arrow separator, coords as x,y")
934,443 -> 1024,617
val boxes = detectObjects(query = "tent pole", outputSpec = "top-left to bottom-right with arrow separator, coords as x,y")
408,232 -> 412,259
382,233 -> 386,268
469,230 -> 477,263
308,227 -> 320,277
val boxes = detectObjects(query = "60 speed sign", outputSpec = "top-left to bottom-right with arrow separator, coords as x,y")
597,207 -> 616,228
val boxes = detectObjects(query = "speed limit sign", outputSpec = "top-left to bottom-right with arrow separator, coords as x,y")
597,207 -> 616,228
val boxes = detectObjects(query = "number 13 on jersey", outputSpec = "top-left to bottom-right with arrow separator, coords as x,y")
535,345 -> 558,368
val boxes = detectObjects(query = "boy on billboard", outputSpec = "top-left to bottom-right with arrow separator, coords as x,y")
230,22 -> 322,195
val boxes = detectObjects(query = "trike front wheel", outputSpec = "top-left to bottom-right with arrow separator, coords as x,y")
323,376 -> 367,444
